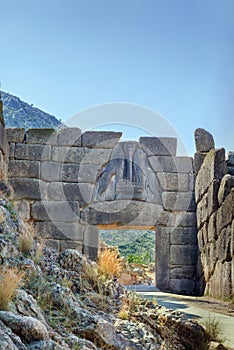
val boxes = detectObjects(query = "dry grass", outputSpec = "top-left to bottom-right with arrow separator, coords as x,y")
33,241 -> 45,264
98,249 -> 123,279
117,304 -> 129,320
0,268 -> 25,310
203,316 -> 225,343
18,222 -> 34,254
0,208 -> 5,224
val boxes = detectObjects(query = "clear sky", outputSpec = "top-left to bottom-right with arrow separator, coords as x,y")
1,0 -> 233,155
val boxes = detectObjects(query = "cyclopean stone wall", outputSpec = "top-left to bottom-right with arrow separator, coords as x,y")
195,128 -> 234,298
0,99 -> 9,192
6,127 -> 197,294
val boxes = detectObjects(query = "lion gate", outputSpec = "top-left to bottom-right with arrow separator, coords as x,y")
5,127 -> 198,294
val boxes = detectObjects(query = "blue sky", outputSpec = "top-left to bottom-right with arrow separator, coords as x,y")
1,0 -> 233,155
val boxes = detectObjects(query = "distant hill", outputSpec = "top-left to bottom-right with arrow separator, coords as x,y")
99,229 -> 155,263
1,91 -> 64,129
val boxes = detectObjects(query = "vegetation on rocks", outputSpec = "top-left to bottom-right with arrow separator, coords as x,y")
0,193 -> 225,349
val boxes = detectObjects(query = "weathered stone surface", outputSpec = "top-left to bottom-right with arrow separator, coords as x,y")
195,148 -> 226,202
31,201 -> 79,222
170,245 -> 198,265
216,226 -> 232,263
157,211 -> 197,228
170,266 -> 196,279
26,128 -> 57,144
162,191 -> 196,212
194,128 -> 215,152
61,163 -> 101,183
0,311 -> 48,343
82,131 -> 122,148
34,221 -> 84,241
0,319 -> 27,350
169,279 -> 196,294
149,155 -> 193,173
216,189 -> 234,232
207,212 -> 217,242
81,200 -> 162,227
0,123 -> 9,161
0,162 -> 8,181
218,174 -> 234,206
60,240 -> 83,252
61,163 -> 79,182
170,227 -> 197,245
8,160 -> 40,178
64,183 -> 94,206
14,200 -> 30,221
83,225 -> 99,248
139,137 -> 177,156
194,152 -> 207,175
15,144 -> 51,161
157,172 -> 190,191
6,128 -> 25,143
57,127 -> 81,146
9,178 -> 41,200
40,161 -> 60,182
155,226 -> 170,290
227,151 -> 234,166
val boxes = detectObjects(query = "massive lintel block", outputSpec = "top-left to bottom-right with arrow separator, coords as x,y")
139,137 -> 177,156
81,131 -> 122,148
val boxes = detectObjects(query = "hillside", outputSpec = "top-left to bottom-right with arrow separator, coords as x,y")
99,230 -> 155,263
1,91 -> 64,129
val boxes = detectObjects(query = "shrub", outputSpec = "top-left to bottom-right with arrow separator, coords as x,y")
0,268 -> 24,310
203,316 -> 225,343
98,249 -> 123,279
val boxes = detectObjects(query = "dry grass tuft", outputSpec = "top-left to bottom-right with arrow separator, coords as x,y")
117,304 -> 129,320
19,222 -> 34,254
203,316 -> 225,343
98,249 -> 123,279
0,268 -> 25,310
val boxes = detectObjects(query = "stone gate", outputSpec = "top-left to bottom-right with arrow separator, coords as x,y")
5,127 -> 198,294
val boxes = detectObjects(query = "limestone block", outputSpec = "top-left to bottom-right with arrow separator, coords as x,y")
64,183 -> 94,206
196,193 -> 208,230
26,128 -> 57,144
81,131 -> 122,148
194,152 -> 207,175
14,200 -> 31,221
222,261 -> 232,297
208,212 -> 217,242
78,164 -> 101,183
15,144 -> 51,161
170,266 -> 196,279
232,220 -> 234,258
8,160 -> 40,179
157,211 -> 197,228
6,128 -> 25,143
157,172 -> 190,191
9,178 -> 41,200
57,127 -> 81,146
9,143 -> 15,160
162,191 -> 196,212
83,225 -> 99,260
0,162 -> 8,181
227,151 -> 234,166
194,128 -> 215,152
202,222 -> 208,246
218,174 -> 234,206
216,189 -> 234,232
207,180 -> 220,218
170,245 -> 198,265
34,221 -> 84,241
170,227 -> 197,245
195,148 -> 226,202
216,226 -> 232,263
0,123 -> 8,161
40,161 -> 60,182
31,201 -> 79,223
61,163 -> 79,182
149,156 -> 193,174
47,182 -> 66,201
139,137 -> 177,156
155,226 -> 170,290
197,230 -> 204,250
169,279 -> 196,295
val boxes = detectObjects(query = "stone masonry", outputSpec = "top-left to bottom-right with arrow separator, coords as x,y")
5,126 -> 197,295
195,128 -> 234,298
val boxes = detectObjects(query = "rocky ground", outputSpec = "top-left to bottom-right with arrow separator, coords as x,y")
0,196 -> 228,349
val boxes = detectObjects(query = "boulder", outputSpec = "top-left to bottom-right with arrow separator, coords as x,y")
194,128 -> 215,152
